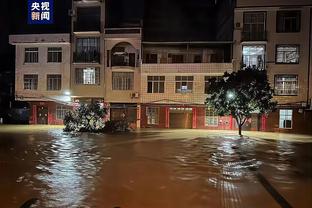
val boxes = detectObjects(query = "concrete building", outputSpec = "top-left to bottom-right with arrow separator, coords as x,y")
9,0 -> 312,133
233,0 -> 312,133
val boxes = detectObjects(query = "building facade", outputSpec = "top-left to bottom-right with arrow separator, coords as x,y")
233,0 -> 312,133
9,0 -> 312,133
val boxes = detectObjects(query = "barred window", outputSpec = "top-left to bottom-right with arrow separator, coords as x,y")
275,75 -> 298,96
25,48 -> 38,63
146,107 -> 159,125
147,76 -> 165,93
47,75 -> 62,91
112,72 -> 134,90
277,11 -> 300,33
48,47 -> 62,63
276,45 -> 299,64
24,74 -> 38,90
205,107 -> 218,126
175,76 -> 193,93
56,106 -> 70,120
279,109 -> 293,129
75,68 -> 100,85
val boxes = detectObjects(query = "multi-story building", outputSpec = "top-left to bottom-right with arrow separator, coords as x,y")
9,0 -> 312,133
233,0 -> 312,133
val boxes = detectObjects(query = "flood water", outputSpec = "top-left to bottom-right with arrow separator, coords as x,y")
0,127 -> 311,208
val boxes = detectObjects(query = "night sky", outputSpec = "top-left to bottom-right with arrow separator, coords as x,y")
0,0 -> 231,69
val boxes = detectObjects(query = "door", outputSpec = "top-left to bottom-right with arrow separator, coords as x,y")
169,111 -> 193,129
37,106 -> 48,124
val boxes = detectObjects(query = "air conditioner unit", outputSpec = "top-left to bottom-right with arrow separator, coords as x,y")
131,92 -> 140,98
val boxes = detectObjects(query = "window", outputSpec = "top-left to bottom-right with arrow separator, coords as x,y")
276,45 -> 299,64
145,53 -> 158,63
24,75 -> 38,90
279,109 -> 293,129
47,75 -> 62,91
277,11 -> 301,33
243,12 -> 266,41
146,107 -> 159,125
25,48 -> 38,63
147,76 -> 165,93
205,107 -> 218,126
56,106 -> 70,120
75,37 -> 100,63
75,68 -> 100,85
194,55 -> 202,63
205,76 -> 222,94
275,75 -> 298,96
175,76 -> 193,93
243,45 -> 265,70
112,72 -> 134,90
168,54 -> 184,63
48,47 -> 62,63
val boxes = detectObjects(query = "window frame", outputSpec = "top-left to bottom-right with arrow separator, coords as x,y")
56,105 -> 70,120
175,76 -> 194,93
47,47 -> 62,63
23,74 -> 38,90
47,74 -> 62,91
147,76 -> 165,93
242,44 -> 266,70
146,107 -> 160,125
279,109 -> 293,129
205,107 -> 219,127
276,10 -> 301,33
24,48 -> 39,63
112,72 -> 134,91
75,68 -> 100,85
274,74 -> 299,96
275,44 -> 300,64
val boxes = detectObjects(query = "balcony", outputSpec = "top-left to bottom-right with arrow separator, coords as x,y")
74,51 -> 100,63
241,31 -> 267,42
141,63 -> 233,74
111,53 -> 136,67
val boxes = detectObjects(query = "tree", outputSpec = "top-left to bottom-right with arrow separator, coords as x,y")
205,67 -> 277,136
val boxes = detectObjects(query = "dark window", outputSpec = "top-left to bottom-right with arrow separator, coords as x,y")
242,12 -> 266,41
277,11 -> 301,33
25,48 -> 38,63
147,76 -> 165,93
175,76 -> 193,93
75,37 -> 100,63
145,53 -> 158,63
276,45 -> 299,64
24,74 -> 38,90
169,54 -> 184,63
194,55 -> 202,63
47,75 -> 62,91
48,47 -> 62,63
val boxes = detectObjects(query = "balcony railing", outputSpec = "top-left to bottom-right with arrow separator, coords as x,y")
111,54 -> 136,67
241,31 -> 267,41
74,51 -> 100,63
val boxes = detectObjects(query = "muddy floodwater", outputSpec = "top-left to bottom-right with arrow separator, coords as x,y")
0,127 -> 311,208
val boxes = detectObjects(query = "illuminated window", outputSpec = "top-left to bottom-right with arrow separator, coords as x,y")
276,45 -> 299,64
47,74 -> 62,91
176,76 -> 193,93
147,76 -> 165,93
75,68 -> 100,85
205,107 -> 218,126
275,75 -> 298,96
48,47 -> 62,63
146,107 -> 159,125
25,48 -> 38,63
24,74 -> 38,90
279,109 -> 293,129
243,45 -> 265,70
112,72 -> 134,90
56,106 -> 70,120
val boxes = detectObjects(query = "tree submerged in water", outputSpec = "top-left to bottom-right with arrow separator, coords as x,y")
205,67 -> 277,136
64,102 -> 107,132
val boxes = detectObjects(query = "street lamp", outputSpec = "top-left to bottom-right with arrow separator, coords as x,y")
226,91 -> 235,100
